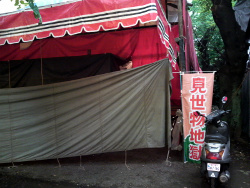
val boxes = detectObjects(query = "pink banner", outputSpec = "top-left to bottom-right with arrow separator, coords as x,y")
182,73 -> 214,162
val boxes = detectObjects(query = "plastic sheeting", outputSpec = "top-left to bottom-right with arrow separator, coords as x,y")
0,58 -> 172,164
234,0 -> 250,32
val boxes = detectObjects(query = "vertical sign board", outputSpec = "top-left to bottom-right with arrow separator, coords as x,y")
182,73 -> 214,163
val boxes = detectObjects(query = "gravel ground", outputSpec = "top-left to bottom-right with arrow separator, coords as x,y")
0,139 -> 250,188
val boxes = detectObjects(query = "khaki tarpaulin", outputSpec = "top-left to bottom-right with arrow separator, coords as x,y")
0,59 -> 173,163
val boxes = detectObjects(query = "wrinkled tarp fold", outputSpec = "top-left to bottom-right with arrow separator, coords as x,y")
0,58 -> 172,164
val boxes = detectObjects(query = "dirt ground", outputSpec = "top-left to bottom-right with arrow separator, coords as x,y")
0,139 -> 250,188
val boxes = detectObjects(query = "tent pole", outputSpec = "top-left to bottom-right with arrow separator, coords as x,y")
180,71 -> 185,163
178,0 -> 186,72
178,0 -> 186,163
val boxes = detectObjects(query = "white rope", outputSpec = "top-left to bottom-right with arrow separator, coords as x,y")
125,150 -> 131,170
57,158 -> 61,167
165,149 -> 171,166
80,155 -> 85,170
8,162 -> 17,169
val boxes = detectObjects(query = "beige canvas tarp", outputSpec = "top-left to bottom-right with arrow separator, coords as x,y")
0,59 -> 173,164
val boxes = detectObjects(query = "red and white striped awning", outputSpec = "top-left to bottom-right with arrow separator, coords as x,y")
0,0 -> 159,44
0,0 -> 177,64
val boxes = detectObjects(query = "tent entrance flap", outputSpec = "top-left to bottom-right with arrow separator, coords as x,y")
0,58 -> 173,164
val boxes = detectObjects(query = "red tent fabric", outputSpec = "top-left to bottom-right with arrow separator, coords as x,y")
182,0 -> 201,71
0,0 -> 186,106
0,0 -> 178,65
0,0 -> 158,43
0,27 -> 166,66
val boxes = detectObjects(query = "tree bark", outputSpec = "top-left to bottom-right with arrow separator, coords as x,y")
210,0 -> 248,138
197,26 -> 216,70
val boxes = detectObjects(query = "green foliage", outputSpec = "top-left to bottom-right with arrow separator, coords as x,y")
11,0 -> 42,24
191,0 -> 212,13
12,0 -> 28,9
190,0 -> 225,70
190,0 -> 226,106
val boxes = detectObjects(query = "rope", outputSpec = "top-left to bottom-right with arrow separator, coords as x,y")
57,158 -> 61,167
12,162 -> 16,168
125,150 -> 131,170
39,41 -> 44,85
165,149 -> 171,166
80,155 -> 85,170
7,88 -> 15,167
8,162 -> 17,169
8,60 -> 11,88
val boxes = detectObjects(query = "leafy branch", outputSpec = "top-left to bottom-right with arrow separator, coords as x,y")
12,0 -> 42,24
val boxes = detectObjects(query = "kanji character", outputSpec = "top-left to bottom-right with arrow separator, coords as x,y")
189,94 -> 206,111
190,128 -> 205,144
189,144 -> 202,161
189,112 -> 205,128
190,77 -> 207,94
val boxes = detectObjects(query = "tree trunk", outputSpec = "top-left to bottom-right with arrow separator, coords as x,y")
197,26 -> 216,70
211,0 -> 248,138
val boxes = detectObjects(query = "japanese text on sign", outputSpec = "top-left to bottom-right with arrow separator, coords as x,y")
188,77 -> 207,161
